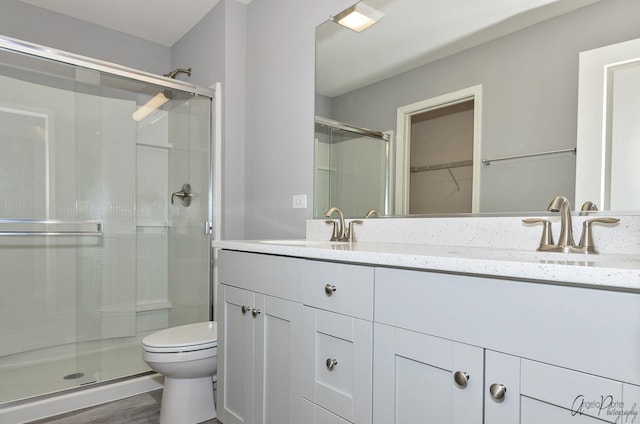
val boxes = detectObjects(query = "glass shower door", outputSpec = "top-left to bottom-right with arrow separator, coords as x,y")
0,40 -> 214,404
314,121 -> 389,218
73,67 -> 138,386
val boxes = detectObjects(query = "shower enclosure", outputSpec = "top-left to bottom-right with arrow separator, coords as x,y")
0,36 -> 215,405
314,116 -> 390,218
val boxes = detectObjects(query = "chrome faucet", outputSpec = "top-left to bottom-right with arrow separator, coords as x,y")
324,207 -> 363,242
547,195 -> 575,252
324,207 -> 345,242
529,196 -> 620,253
365,209 -> 379,218
579,201 -> 598,215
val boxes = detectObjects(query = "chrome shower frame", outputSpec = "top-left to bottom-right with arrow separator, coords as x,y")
0,33 -> 218,319
0,34 -> 220,409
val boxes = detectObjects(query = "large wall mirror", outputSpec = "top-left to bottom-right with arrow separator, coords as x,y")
314,0 -> 640,218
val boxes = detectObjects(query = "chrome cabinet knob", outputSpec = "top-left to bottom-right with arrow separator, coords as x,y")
453,371 -> 470,389
489,383 -> 507,402
325,284 -> 337,296
241,305 -> 250,315
326,358 -> 338,371
251,308 -> 261,318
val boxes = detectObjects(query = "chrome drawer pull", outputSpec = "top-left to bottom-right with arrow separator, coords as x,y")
489,383 -> 507,402
241,305 -> 250,315
453,371 -> 470,389
326,358 -> 338,371
251,308 -> 261,318
324,284 -> 337,296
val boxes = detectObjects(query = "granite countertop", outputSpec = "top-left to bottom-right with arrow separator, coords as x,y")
213,239 -> 640,291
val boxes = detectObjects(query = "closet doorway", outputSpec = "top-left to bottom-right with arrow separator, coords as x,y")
395,86 -> 482,215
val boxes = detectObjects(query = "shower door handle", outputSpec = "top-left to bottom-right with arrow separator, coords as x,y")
171,183 -> 192,207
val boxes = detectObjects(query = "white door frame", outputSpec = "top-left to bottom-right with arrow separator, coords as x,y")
395,85 -> 482,215
576,37 -> 640,210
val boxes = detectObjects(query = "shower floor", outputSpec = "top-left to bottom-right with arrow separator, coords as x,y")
0,339 -> 151,405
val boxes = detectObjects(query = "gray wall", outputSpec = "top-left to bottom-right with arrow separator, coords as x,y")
0,0 -> 170,74
328,0 -> 640,213
171,0 -> 248,240
243,0 -> 352,238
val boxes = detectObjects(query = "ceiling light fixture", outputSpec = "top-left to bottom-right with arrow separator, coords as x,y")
333,2 -> 384,32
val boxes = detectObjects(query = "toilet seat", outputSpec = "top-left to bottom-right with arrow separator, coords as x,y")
142,321 -> 217,353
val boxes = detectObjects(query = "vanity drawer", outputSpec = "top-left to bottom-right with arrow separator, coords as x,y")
218,250 -> 303,302
303,260 -> 374,320
302,306 -> 372,423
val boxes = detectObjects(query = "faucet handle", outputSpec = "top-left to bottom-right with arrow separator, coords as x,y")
522,218 -> 555,251
576,217 -> 620,254
346,220 -> 364,242
325,220 -> 339,242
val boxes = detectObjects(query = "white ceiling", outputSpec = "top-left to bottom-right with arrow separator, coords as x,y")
18,0 -> 238,46
317,0 -> 598,97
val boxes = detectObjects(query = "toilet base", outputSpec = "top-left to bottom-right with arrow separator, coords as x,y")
160,376 -> 216,424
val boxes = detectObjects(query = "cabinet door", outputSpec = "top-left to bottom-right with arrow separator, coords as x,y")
484,350 -> 521,424
302,399 -> 353,424
303,307 -> 373,423
486,351 -> 623,424
373,323 -> 483,424
219,285 -> 255,424
253,293 -> 302,424
520,358 -> 622,424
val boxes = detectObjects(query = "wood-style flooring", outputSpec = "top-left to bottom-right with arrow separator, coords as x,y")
26,390 -> 220,424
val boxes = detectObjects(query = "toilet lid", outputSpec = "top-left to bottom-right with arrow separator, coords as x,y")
142,321 -> 217,353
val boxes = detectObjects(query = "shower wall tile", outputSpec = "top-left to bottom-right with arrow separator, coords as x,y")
102,98 -> 136,223
137,112 -> 169,148
136,228 -> 169,306
136,146 -> 169,224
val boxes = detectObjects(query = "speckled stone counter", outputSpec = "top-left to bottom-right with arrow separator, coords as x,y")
214,213 -> 640,291
213,239 -> 640,291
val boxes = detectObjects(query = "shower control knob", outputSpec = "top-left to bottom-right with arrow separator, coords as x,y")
251,308 -> 261,318
453,371 -> 470,389
326,358 -> 338,371
171,183 -> 193,207
489,383 -> 507,402
325,284 -> 337,296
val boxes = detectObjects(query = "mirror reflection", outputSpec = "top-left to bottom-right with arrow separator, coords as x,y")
314,117 -> 390,218
314,0 -> 640,218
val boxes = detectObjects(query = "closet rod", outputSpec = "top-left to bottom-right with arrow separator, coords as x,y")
410,159 -> 473,173
482,147 -> 576,165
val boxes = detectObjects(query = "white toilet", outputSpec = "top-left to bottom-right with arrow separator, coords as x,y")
142,321 -> 218,424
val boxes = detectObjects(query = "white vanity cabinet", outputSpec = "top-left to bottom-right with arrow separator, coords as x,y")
301,260 -> 374,424
217,250 -> 304,424
216,247 -> 640,424
375,266 -> 640,424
